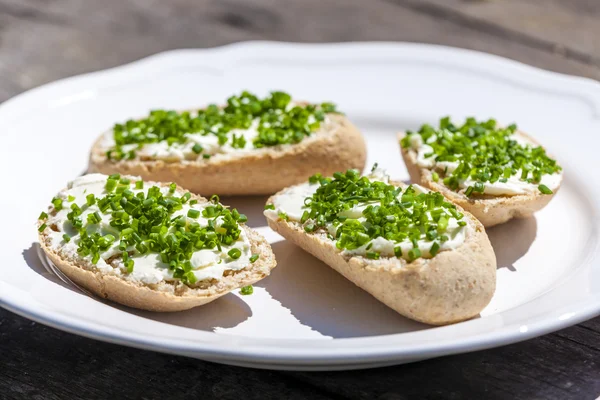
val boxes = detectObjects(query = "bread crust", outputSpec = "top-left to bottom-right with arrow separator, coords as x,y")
88,113 -> 367,196
38,182 -> 277,312
398,131 -> 562,227
265,184 -> 496,325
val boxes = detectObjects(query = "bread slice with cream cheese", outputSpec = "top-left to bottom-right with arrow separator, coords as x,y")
264,169 -> 496,325
37,173 -> 276,312
88,92 -> 367,196
398,118 -> 563,227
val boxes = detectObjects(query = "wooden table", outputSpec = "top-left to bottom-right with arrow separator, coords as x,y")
1,1 -> 599,398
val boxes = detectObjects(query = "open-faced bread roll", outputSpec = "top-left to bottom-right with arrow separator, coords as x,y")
37,173 -> 276,311
399,117 -> 563,227
264,168 -> 496,325
89,91 -> 367,196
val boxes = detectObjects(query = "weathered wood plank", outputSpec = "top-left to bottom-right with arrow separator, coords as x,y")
0,0 -> 600,103
1,310 -> 599,399
400,0 -> 600,68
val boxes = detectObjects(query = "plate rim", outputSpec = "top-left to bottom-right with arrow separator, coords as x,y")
2,41 -> 600,368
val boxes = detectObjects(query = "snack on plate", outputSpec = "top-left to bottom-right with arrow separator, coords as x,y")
264,167 -> 496,325
89,91 -> 367,196
399,117 -> 563,227
37,174 -> 276,311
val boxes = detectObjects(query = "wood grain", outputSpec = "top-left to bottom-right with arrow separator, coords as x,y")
1,0 -> 599,399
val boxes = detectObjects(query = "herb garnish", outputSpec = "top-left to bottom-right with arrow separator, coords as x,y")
401,117 -> 561,196
107,91 -> 339,160
295,169 -> 465,261
42,176 -> 248,284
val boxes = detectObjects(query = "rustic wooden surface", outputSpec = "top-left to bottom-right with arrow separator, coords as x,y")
1,0 -> 599,399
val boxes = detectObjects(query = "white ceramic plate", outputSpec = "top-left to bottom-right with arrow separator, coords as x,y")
1,42 -> 599,371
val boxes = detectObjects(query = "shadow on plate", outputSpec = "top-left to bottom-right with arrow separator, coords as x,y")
256,240 -> 430,338
486,216 -> 537,271
23,242 -> 86,295
126,294 -> 252,331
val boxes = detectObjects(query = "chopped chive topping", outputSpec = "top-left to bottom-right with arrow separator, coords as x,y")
52,197 -> 63,211
278,212 -> 289,221
192,143 -> 203,154
135,181 -> 143,189
408,248 -> 421,261
202,154 -> 211,159
240,285 -> 253,295
105,178 -> 117,192
228,248 -> 242,260
38,211 -> 48,220
294,169 -> 466,262
538,184 -> 553,195
264,204 -> 275,210
249,254 -> 259,263
430,242 -> 440,256
67,195 -> 75,202
432,171 -> 439,182
105,91 -> 340,160
62,234 -> 71,243
187,209 -> 200,218
401,117 -> 561,196
38,223 -> 47,232
44,176 -> 248,285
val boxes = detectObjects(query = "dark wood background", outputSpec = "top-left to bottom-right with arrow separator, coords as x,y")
1,0 -> 599,399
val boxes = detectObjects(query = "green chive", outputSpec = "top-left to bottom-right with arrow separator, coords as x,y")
304,223 -> 315,233
432,172 -> 439,182
62,234 -> 71,243
394,246 -> 402,257
192,143 -> 203,154
228,248 -> 242,260
408,248 -> 421,261
430,242 -> 440,256
52,197 -> 63,211
249,254 -> 259,263
38,223 -> 47,232
264,204 -> 275,210
538,184 -> 553,195
38,211 -> 48,220
187,209 -> 200,218
240,285 -> 253,295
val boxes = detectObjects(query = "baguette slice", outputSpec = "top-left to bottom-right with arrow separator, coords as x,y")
89,112 -> 367,196
265,182 -> 496,325
398,130 -> 562,227
38,178 -> 276,312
